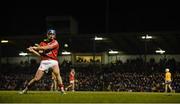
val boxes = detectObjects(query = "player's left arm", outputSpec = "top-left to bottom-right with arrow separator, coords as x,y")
32,41 -> 58,51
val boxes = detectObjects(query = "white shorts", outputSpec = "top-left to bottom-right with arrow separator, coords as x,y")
70,80 -> 75,84
38,60 -> 58,73
165,80 -> 172,84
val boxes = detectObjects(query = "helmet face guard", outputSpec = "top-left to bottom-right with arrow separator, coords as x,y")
47,29 -> 56,40
47,30 -> 56,35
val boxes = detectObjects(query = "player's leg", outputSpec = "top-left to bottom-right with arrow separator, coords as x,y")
65,83 -> 72,91
51,72 -> 57,91
50,73 -> 55,91
52,64 -> 65,93
165,84 -> 168,92
50,80 -> 54,91
20,69 -> 44,94
72,81 -> 75,92
53,79 -> 57,91
168,84 -> 173,92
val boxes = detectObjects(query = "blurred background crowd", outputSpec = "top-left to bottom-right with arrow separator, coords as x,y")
1,57 -> 180,92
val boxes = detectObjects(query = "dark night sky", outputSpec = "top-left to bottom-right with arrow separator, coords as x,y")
1,1 -> 180,36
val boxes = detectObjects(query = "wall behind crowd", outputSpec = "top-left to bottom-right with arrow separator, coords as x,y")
106,54 -> 180,64
1,55 -> 72,64
1,53 -> 180,64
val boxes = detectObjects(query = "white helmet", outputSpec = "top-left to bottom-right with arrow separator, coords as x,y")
165,68 -> 170,72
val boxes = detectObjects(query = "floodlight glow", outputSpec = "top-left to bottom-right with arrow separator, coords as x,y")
155,49 -> 165,54
94,36 -> 103,40
19,52 -> 28,56
1,40 -> 9,43
62,51 -> 71,55
64,44 -> 68,47
141,34 -> 152,39
108,50 -> 119,54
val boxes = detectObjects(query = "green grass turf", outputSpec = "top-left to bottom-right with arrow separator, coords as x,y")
0,91 -> 180,103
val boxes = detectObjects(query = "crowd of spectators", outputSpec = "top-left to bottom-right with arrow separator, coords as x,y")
0,57 -> 180,92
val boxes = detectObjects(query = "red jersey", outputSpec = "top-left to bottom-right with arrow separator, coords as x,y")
69,71 -> 75,81
39,39 -> 59,61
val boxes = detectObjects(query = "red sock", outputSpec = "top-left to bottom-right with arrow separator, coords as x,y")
58,84 -> 64,91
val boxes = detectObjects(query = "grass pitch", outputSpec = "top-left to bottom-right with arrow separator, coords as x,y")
0,91 -> 180,103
